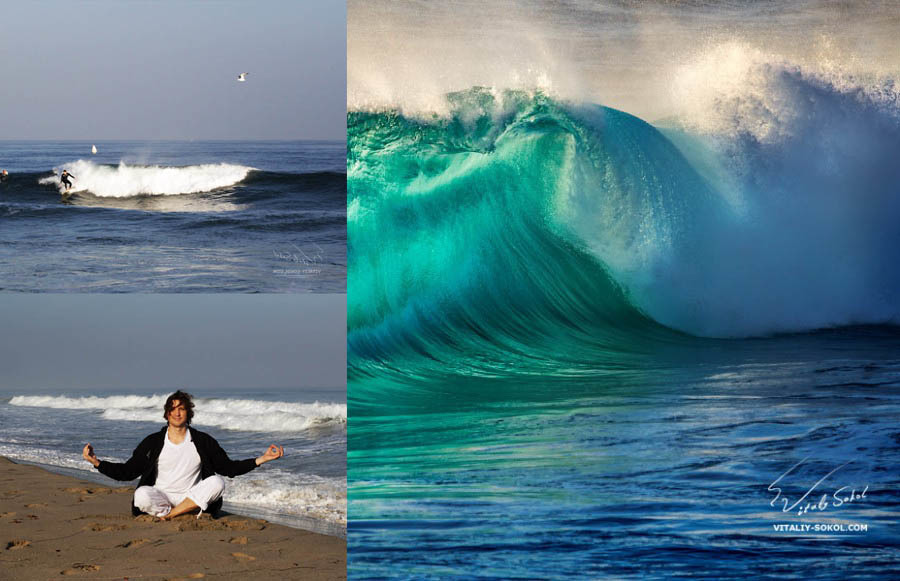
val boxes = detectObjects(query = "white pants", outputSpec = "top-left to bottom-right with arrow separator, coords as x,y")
133,475 -> 225,517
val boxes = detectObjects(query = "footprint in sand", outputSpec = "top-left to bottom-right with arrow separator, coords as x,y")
117,538 -> 150,549
27,514 -> 38,520
231,552 -> 256,562
228,536 -> 249,545
85,523 -> 127,532
24,503 -> 48,508
66,486 -> 111,495
224,518 -> 267,531
0,512 -> 15,519
63,487 -> 91,494
61,563 -> 101,574
5,540 -> 31,551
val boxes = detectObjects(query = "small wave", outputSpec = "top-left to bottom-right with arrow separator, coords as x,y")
38,160 -> 253,197
9,395 -> 346,433
0,446 -> 89,472
227,468 -> 346,526
10,394 -> 163,409
0,447 -> 345,527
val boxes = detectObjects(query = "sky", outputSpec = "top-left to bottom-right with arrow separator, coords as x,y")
1,0 -> 346,140
349,0 -> 900,121
0,294 -> 346,393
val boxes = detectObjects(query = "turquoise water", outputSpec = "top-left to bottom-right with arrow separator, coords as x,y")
348,88 -> 900,578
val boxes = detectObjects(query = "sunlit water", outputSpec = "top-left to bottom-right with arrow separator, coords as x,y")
0,140 -> 346,292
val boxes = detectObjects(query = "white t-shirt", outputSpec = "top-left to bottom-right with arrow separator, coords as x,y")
154,429 -> 202,495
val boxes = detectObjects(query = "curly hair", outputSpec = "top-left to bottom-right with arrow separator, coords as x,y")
163,390 -> 195,425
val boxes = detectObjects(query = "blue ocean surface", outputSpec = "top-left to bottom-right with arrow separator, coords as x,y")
347,82 -> 900,578
349,331 -> 900,578
0,385 -> 347,537
0,140 -> 346,292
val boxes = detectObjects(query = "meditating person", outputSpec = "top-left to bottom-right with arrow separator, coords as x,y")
82,390 -> 284,519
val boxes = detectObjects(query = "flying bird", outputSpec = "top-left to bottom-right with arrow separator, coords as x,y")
237,72 -> 249,82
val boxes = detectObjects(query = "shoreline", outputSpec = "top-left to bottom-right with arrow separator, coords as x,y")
0,456 -> 346,580
8,457 -> 346,540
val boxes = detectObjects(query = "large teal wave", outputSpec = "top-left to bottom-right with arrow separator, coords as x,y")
349,82 -> 900,390
347,90 -> 707,387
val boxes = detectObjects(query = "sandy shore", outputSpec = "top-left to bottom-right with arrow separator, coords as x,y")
0,457 -> 345,580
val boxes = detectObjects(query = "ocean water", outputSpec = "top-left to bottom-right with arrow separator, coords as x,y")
346,26 -> 900,580
0,387 -> 347,538
349,331 -> 900,578
0,140 -> 346,292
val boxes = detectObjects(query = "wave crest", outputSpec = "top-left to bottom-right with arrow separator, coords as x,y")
9,395 -> 346,433
38,160 -> 253,197
349,79 -> 900,364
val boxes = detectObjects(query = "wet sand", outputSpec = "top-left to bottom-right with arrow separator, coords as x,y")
0,457 -> 345,580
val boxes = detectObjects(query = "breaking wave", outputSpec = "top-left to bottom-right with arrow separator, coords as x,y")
348,58 -> 900,379
38,160 -> 253,197
9,395 -> 346,433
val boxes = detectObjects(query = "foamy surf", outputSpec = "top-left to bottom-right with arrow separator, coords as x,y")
0,448 -> 347,529
39,160 -> 253,197
227,468 -> 347,526
9,395 -> 346,433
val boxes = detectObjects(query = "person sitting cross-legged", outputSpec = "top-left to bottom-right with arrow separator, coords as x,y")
82,390 -> 283,519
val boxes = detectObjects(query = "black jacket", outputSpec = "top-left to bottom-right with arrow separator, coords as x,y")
96,426 -> 258,516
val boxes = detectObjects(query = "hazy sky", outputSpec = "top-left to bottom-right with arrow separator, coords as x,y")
0,295 -> 346,393
350,0 -> 900,121
2,0 -> 346,140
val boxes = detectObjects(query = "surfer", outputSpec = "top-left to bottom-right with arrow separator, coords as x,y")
82,390 -> 284,520
60,169 -> 75,192
0,170 -> 8,182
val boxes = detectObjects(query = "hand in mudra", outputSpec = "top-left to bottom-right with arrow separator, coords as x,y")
256,444 -> 284,466
82,443 -> 100,467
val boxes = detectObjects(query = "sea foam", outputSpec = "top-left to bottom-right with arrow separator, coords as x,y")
38,160 -> 252,197
349,74 -> 900,345
9,395 -> 346,433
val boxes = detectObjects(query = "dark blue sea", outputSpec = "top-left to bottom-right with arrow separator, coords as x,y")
0,141 -> 345,292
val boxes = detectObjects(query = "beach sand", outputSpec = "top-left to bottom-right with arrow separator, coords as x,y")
0,457 -> 345,580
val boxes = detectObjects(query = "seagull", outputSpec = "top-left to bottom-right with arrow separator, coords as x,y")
237,72 -> 249,82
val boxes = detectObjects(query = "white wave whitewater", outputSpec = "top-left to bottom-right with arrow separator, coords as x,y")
351,0 -> 900,339
9,395 -> 346,433
226,468 -> 347,527
0,445 -> 347,529
38,160 -> 253,197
